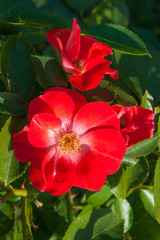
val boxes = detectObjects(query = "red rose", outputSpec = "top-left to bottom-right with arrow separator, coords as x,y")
13,88 -> 126,195
46,19 -> 118,91
112,105 -> 155,148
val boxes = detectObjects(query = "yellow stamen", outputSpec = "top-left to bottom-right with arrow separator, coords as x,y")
58,132 -> 80,153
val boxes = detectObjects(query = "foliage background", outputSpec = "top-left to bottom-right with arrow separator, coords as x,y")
0,0 -> 160,239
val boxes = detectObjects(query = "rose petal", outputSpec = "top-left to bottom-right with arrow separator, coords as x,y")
105,68 -> 119,80
39,91 -> 75,128
84,57 -> 111,73
80,128 -> 126,174
44,87 -> 87,117
112,105 -> 127,119
42,149 -> 74,195
42,148 -> 73,184
61,51 -> 81,74
125,106 -> 154,147
13,125 -> 48,167
85,42 -> 113,63
46,29 -> 70,53
28,113 -> 62,148
65,18 -> 81,63
73,153 -> 107,191
113,105 -> 155,147
28,97 -> 54,122
73,102 -> 120,135
45,176 -> 73,196
78,35 -> 97,60
29,163 -> 46,192
69,61 -> 112,91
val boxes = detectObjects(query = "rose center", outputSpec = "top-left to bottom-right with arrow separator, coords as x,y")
58,132 -> 80,153
73,59 -> 83,71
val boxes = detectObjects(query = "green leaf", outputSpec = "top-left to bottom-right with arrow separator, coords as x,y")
113,46 -> 160,102
89,0 -> 129,27
0,0 -> 36,14
0,117 -> 23,184
100,80 -> 137,106
141,90 -> 154,110
109,158 -> 149,198
33,56 -> 67,89
125,137 -> 160,158
130,195 -> 160,240
40,208 -> 68,237
0,36 -> 36,99
86,23 -> 149,55
0,115 -> 9,130
124,157 -> 149,195
63,0 -> 101,12
0,76 -> 7,92
63,209 -> 124,240
108,168 -> 127,199
0,203 -> 14,237
19,10 -> 72,29
13,219 -> 23,240
154,156 -> 160,224
32,208 -> 53,240
114,198 -> 133,233
158,116 -> 160,150
121,156 -> 138,166
0,17 -> 19,35
87,185 -> 112,207
78,204 -> 93,217
140,189 -> 156,219
0,92 -> 28,115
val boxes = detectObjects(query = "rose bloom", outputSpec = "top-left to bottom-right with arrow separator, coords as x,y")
46,18 -> 118,91
112,105 -> 154,148
13,88 -> 126,195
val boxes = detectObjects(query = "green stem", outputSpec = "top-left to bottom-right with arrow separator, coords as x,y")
0,181 -> 11,191
66,190 -> 74,224
21,197 -> 28,240
12,189 -> 28,197
0,191 -> 13,205
0,180 -> 27,196
142,185 -> 154,190
26,197 -> 34,240
21,195 -> 34,240
72,205 -> 83,210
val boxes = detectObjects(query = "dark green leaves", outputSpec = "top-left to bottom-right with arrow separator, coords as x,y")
125,137 -> 159,158
33,56 -> 67,89
19,10 -> 72,29
113,47 -> 160,102
124,158 -> 149,195
0,92 -> 28,115
154,157 -> 160,224
0,17 -> 19,35
86,23 -> 149,55
1,36 -> 36,99
108,158 -> 149,198
63,209 -> 124,240
0,203 -> 14,237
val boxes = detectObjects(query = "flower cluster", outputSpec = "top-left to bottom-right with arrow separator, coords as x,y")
13,18 -> 155,196
13,88 -> 126,195
46,19 -> 118,91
